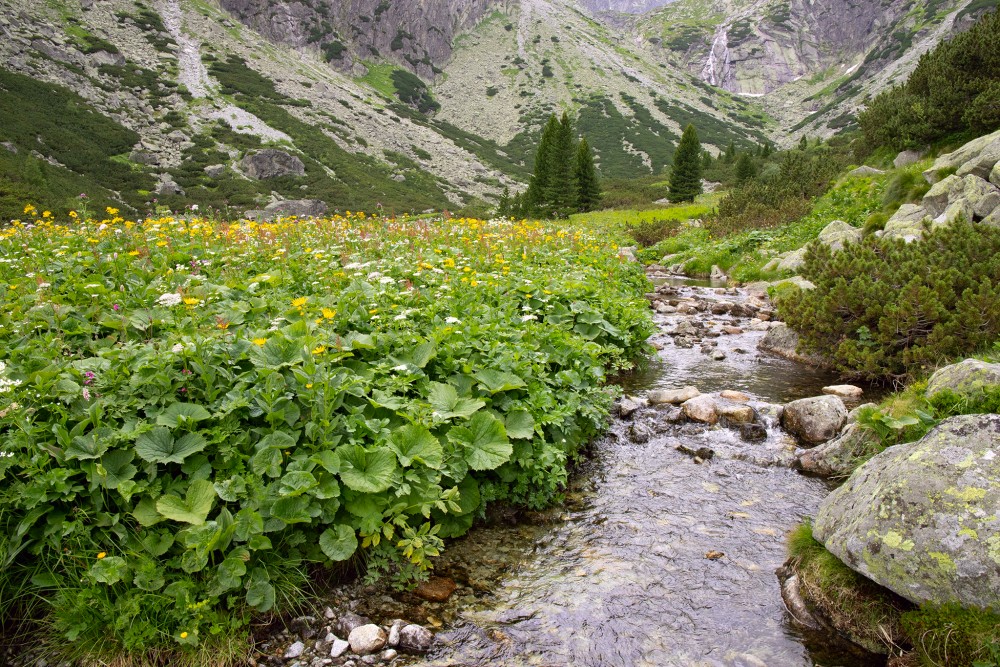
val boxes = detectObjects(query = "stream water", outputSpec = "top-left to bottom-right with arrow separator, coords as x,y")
389,283 -> 876,667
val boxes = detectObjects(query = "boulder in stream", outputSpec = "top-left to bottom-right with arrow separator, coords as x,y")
781,395 -> 847,445
649,386 -> 699,405
814,414 -> 1000,608
681,394 -> 719,424
795,422 -> 879,477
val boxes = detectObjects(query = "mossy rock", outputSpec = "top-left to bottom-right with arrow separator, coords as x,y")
925,359 -> 1000,400
814,414 -> 1000,609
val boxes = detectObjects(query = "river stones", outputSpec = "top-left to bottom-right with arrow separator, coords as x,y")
740,422 -> 768,442
335,612 -> 372,638
814,414 -> 1000,609
720,390 -> 750,402
757,323 -> 824,365
413,576 -> 457,602
649,386 -> 700,405
330,638 -> 350,658
398,624 -> 433,652
795,422 -> 879,477
925,358 -> 1000,399
781,395 -> 847,445
681,394 -> 719,424
822,384 -> 863,400
716,401 -> 755,424
348,624 -> 387,655
618,396 -> 643,418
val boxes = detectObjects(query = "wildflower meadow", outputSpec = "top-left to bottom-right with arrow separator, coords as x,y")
0,206 -> 652,660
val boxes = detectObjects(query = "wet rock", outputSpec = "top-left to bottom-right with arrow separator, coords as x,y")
822,384 -> 863,400
777,562 -> 823,630
413,576 -> 457,602
796,422 -> 879,477
241,149 -> 305,179
814,414 -> 1000,609
758,323 -> 825,366
285,641 -> 305,659
717,401 -> 754,424
710,265 -> 727,281
330,639 -> 350,658
719,390 -> 750,402
720,325 -> 743,335
387,620 -> 404,647
618,396 -> 643,418
674,336 -> 695,348
739,423 -> 768,442
781,395 -> 847,445
348,625 -> 387,655
628,422 -> 653,444
925,358 -> 1000,399
677,443 -> 714,460
398,624 -> 433,653
335,612 -> 372,638
681,394 -> 719,424
648,386 -> 699,405
672,320 -> 697,337
711,350 -> 727,361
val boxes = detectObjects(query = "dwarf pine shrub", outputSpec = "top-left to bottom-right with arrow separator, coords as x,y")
777,218 -> 1000,382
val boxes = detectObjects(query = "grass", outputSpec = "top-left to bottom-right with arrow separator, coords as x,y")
787,522 -> 911,655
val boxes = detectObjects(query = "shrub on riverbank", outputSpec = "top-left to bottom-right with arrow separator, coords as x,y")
776,218 -> 1000,382
0,210 -> 652,660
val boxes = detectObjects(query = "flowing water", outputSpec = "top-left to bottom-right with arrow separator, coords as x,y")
345,284 -> 879,667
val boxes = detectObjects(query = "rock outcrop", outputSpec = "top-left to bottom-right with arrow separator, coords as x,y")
814,414 -> 1000,609
241,149 -> 305,180
245,198 -> 328,220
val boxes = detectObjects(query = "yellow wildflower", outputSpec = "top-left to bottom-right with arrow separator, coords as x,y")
106,206 -> 119,216
322,308 -> 336,319
252,338 -> 267,346
97,552 -> 106,559
182,297 -> 200,306
292,296 -> 308,308
311,345 -> 326,355
68,211 -> 78,219
23,204 -> 36,215
180,632 -> 188,639
305,383 -> 314,389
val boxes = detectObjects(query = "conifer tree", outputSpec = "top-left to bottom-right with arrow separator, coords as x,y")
574,137 -> 601,212
734,153 -> 757,184
523,114 -> 561,215
668,124 -> 703,203
723,140 -> 736,163
496,186 -> 511,217
543,112 -> 578,218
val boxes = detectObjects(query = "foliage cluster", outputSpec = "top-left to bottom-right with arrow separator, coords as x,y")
0,210 -> 652,658
777,219 -> 1000,382
858,10 -> 1000,151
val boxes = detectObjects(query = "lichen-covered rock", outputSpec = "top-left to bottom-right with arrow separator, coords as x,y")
922,174 -> 963,217
817,220 -> 862,252
992,161 -> 1000,188
813,414 -> 1000,608
961,175 -> 1000,219
796,422 -> 879,477
925,359 -> 1000,399
848,165 -> 884,177
882,203 -> 929,241
776,248 -> 807,272
241,148 -> 305,179
924,129 -> 1000,183
781,395 -> 847,445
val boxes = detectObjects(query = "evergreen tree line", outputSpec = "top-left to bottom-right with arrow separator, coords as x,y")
498,112 -> 601,218
858,9 -> 1000,152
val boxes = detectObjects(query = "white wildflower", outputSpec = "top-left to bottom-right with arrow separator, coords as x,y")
521,314 -> 538,322
445,317 -> 461,324
171,343 -> 184,353
392,364 -> 408,372
157,293 -> 182,307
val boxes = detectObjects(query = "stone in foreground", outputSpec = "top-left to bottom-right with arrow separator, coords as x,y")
348,624 -> 388,655
398,624 -> 433,653
781,395 -> 847,445
814,415 -> 1000,609
822,384 -> 864,399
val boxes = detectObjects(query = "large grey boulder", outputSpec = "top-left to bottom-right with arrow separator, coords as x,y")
922,174 -> 964,217
848,165 -> 884,177
681,394 -> 719,424
781,395 -> 847,445
882,203 -> 929,241
963,175 -> 1000,219
241,149 -> 305,179
817,220 -> 862,252
758,323 -> 823,366
924,129 -> 1000,183
992,161 -> 1000,188
956,136 -> 1000,181
814,414 -> 1000,609
776,248 -> 807,272
894,149 -> 925,168
925,359 -> 1000,399
796,422 -> 879,477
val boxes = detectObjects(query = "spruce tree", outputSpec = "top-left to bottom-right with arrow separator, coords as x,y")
543,112 -> 578,218
523,114 -> 561,215
668,124 -> 703,203
574,137 -> 601,212
734,153 -> 757,184
496,186 -> 511,217
723,140 -> 736,163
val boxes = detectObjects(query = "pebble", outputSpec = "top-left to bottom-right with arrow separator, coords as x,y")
330,639 -> 350,658
284,641 -> 305,659
381,649 -> 398,661
348,625 -> 387,655
399,624 -> 434,652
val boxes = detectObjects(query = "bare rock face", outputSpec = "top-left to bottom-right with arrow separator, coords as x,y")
814,415 -> 1000,609
781,395 -> 847,445
241,149 -> 305,179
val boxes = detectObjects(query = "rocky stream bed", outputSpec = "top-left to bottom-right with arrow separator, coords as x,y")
256,277 -> 884,667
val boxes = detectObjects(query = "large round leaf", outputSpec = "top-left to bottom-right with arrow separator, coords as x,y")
319,524 -> 358,561
388,424 -> 444,469
338,445 -> 397,493
136,427 -> 208,464
156,479 -> 216,525
449,412 -> 512,471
